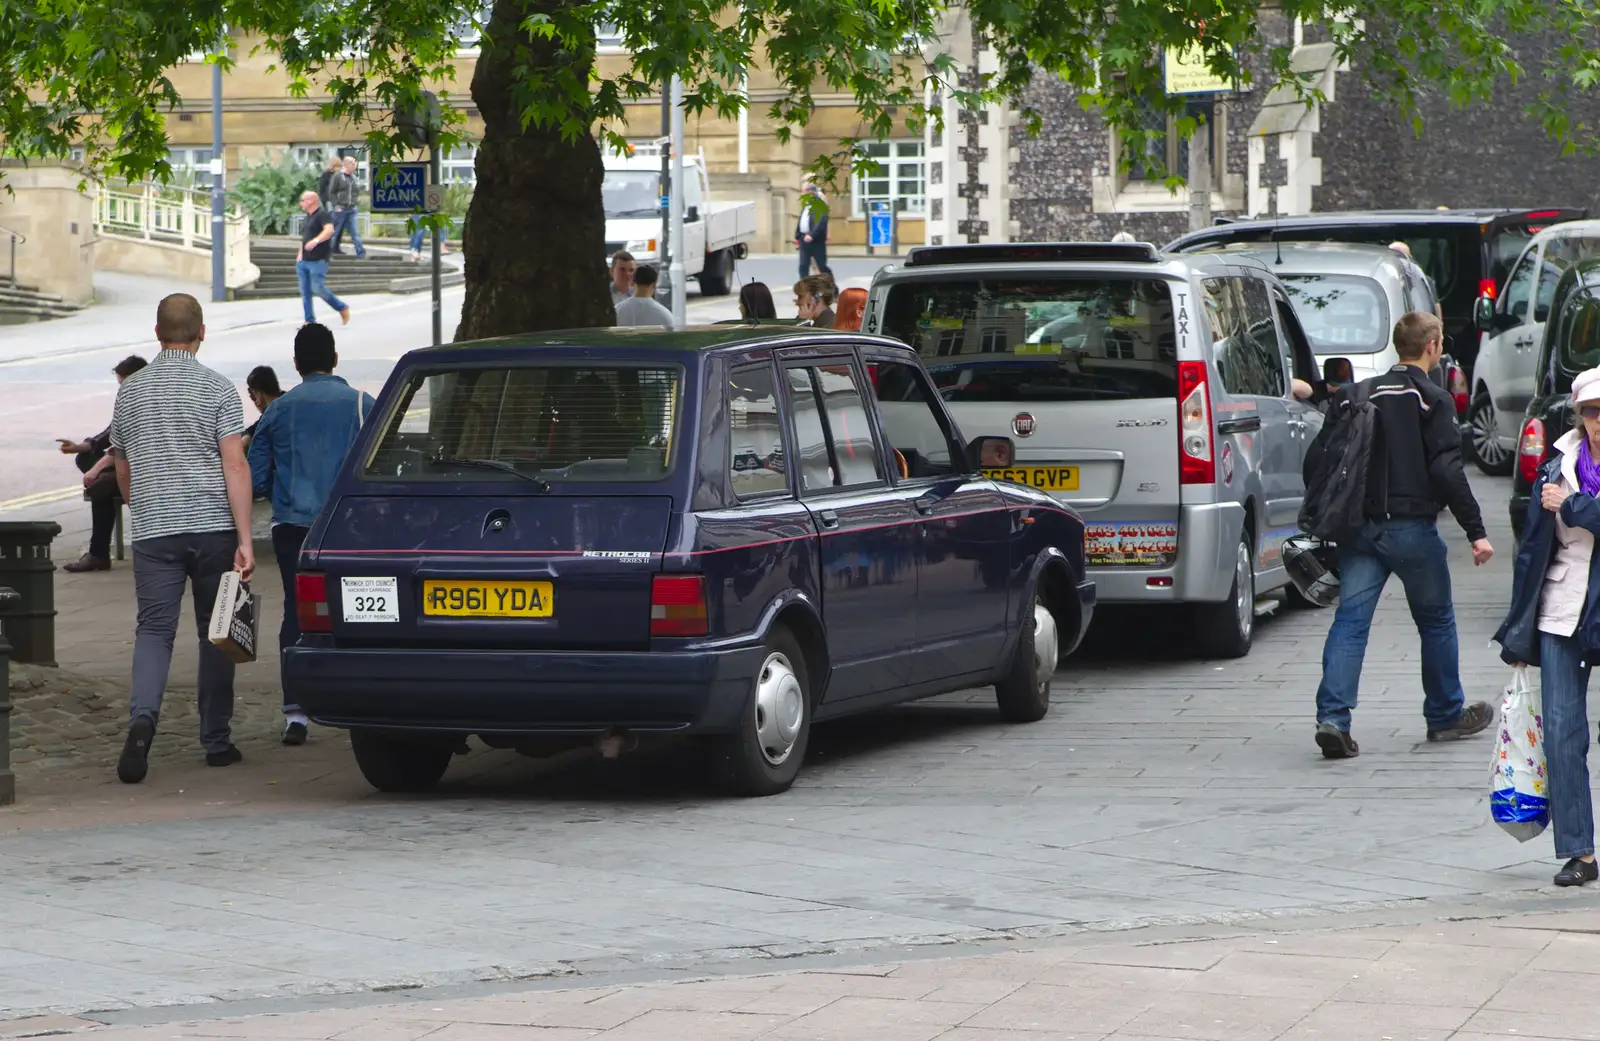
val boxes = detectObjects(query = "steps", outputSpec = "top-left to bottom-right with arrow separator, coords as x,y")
0,280 -> 83,325
234,242 -> 463,300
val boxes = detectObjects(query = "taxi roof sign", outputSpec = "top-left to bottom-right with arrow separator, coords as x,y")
1164,44 -> 1234,96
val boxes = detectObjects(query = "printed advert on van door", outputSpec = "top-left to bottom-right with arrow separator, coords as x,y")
1085,523 -> 1179,567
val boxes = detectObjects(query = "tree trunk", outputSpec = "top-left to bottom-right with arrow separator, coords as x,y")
455,0 -> 614,341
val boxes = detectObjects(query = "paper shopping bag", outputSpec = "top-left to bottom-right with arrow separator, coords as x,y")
207,570 -> 261,664
1489,666 -> 1549,842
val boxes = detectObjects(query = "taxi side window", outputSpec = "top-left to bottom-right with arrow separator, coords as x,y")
784,364 -> 883,492
1504,250 -> 1538,324
1204,277 -> 1284,397
869,360 -> 961,479
728,362 -> 789,499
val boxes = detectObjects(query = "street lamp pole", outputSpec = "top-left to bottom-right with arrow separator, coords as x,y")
669,75 -> 687,330
209,37 -> 226,303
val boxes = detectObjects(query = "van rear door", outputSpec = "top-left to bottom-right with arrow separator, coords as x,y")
876,272 -> 1182,567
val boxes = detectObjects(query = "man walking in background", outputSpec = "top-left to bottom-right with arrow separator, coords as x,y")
1311,311 -> 1495,760
316,154 -> 340,211
249,323 -> 375,746
328,155 -> 367,259
614,264 -> 673,328
110,294 -> 255,783
795,182 -> 832,279
296,190 -> 351,326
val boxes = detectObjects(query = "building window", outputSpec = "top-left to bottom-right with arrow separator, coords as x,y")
852,140 -> 925,218
596,21 -> 626,52
456,7 -> 624,53
440,143 -> 477,185
1116,99 -> 1224,188
166,147 -> 214,188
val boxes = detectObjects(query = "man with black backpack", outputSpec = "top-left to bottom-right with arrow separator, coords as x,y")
1307,311 -> 1495,759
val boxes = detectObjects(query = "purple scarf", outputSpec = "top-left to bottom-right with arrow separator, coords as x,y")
1578,442 -> 1600,497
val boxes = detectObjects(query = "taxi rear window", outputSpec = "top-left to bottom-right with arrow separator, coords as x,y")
879,277 -> 1178,400
365,365 -> 680,484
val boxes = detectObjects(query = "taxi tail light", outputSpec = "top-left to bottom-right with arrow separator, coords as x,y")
1518,417 -> 1547,486
1479,277 -> 1498,300
1177,360 -> 1215,485
1447,362 -> 1469,416
296,573 -> 332,632
651,574 -> 708,637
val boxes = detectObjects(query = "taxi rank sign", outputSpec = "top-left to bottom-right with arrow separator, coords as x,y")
371,162 -> 428,212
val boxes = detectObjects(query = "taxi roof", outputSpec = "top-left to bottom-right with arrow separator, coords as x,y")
400,324 -> 905,359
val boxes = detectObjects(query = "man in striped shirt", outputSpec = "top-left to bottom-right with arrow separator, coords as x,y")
110,294 -> 257,783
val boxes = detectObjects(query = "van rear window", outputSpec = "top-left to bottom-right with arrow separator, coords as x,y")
878,278 -> 1178,401
365,365 -> 679,483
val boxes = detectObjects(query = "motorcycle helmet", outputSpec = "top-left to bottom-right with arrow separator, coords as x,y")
1283,535 -> 1340,607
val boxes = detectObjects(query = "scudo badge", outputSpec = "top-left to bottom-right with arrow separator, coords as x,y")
1012,412 -> 1036,437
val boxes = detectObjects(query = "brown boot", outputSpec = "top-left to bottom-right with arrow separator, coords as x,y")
63,553 -> 110,573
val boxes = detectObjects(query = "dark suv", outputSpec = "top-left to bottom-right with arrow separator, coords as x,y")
1509,257 -> 1600,540
1166,208 -> 1587,382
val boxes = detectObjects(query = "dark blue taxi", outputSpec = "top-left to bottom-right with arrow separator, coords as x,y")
284,328 -> 1094,796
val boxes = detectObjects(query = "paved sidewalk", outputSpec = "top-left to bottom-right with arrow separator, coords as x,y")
6,904 -> 1600,1040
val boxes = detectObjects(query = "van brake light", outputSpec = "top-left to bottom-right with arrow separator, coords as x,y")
1177,360 -> 1214,485
296,573 -> 331,633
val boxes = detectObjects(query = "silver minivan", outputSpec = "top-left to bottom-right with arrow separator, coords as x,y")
863,243 -> 1325,658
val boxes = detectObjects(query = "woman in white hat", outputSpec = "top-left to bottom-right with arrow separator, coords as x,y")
1496,365 -> 1600,885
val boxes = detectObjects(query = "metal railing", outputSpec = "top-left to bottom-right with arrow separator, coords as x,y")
92,182 -> 257,289
0,222 -> 25,287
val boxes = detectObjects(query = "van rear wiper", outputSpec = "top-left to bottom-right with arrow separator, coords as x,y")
435,457 -> 551,492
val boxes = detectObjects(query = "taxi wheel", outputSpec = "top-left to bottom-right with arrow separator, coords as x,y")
349,730 -> 453,793
995,596 -> 1057,723
1194,535 -> 1254,659
710,627 -> 811,797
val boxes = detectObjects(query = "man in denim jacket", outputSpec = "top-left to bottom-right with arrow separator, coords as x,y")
248,323 -> 376,745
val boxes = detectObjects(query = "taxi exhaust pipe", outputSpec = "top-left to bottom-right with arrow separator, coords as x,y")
596,729 -> 638,759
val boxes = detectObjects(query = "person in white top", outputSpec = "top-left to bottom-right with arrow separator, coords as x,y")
1498,366 -> 1600,886
613,263 -> 673,328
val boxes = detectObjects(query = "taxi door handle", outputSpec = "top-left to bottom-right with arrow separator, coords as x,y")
913,496 -> 938,516
1217,416 -> 1261,434
818,509 -> 840,530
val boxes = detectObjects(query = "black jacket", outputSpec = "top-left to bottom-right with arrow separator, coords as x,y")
795,209 -> 829,244
1355,363 -> 1486,541
1494,455 -> 1600,665
317,169 -> 335,205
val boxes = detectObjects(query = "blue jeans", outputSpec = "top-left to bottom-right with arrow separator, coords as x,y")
1541,632 -> 1595,858
272,524 -> 310,715
295,259 -> 348,323
130,532 -> 236,754
332,207 -> 365,257
409,226 -> 425,252
1315,518 -> 1467,732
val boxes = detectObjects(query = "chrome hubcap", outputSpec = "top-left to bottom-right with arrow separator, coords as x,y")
1235,543 -> 1254,639
753,651 -> 804,767
1471,401 -> 1509,466
1032,601 -> 1059,692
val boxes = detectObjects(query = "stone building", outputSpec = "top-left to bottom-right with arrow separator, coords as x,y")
931,13 -> 1600,247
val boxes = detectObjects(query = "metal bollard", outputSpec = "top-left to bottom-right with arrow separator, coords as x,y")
0,521 -> 62,666
0,586 -> 18,806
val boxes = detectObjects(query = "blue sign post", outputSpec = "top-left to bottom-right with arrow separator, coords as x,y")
868,202 -> 894,256
371,162 -> 429,212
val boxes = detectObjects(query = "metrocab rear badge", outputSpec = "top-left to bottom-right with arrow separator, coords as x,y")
582,551 -> 653,562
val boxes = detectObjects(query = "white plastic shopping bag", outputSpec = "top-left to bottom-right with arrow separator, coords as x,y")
1489,665 -> 1549,842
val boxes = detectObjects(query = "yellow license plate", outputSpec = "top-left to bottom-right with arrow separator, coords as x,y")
985,466 -> 1080,492
422,580 -> 554,618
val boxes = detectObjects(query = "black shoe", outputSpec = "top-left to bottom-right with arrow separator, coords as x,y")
1315,723 -> 1360,759
1427,701 -> 1494,742
63,553 -> 110,573
205,745 -> 243,767
1556,858 -> 1599,887
117,717 -> 155,784
282,721 -> 308,746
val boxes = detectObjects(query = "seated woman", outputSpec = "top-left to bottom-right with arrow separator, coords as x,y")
56,354 -> 146,573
